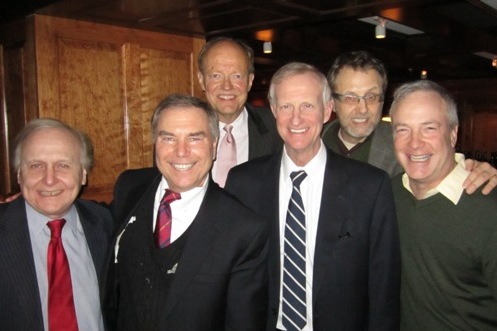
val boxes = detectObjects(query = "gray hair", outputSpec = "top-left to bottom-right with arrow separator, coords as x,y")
327,50 -> 388,94
197,37 -> 255,75
13,118 -> 93,172
268,62 -> 331,107
389,80 -> 459,128
151,94 -> 219,140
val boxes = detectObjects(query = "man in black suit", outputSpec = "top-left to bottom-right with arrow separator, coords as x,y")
197,37 -> 282,186
225,62 -> 400,330
0,118 -> 114,331
103,94 -> 268,330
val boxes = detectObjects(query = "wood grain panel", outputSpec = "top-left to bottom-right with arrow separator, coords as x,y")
32,14 -> 204,202
56,38 -> 127,201
139,48 -> 191,164
472,111 -> 497,159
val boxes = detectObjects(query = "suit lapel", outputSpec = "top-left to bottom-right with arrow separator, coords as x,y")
75,201 -> 108,282
0,198 -> 44,328
159,182 -> 221,322
124,181 -> 158,319
247,104 -> 273,160
312,151 -> 351,305
260,155 -> 283,311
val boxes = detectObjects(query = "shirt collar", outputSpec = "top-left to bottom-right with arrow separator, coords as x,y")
402,153 -> 469,205
281,140 -> 327,179
219,107 -> 247,132
25,202 -> 81,236
156,174 -> 209,207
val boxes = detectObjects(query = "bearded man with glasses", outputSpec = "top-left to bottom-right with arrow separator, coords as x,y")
322,50 -> 497,194
322,50 -> 402,177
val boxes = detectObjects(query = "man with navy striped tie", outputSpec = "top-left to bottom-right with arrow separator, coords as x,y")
225,62 -> 400,330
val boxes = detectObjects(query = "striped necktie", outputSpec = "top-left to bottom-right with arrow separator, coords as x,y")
282,170 -> 307,331
155,189 -> 181,248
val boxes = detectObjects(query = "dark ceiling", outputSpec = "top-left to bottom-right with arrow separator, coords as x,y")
2,0 -> 497,94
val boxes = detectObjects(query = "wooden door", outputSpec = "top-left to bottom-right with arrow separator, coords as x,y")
30,15 -> 204,202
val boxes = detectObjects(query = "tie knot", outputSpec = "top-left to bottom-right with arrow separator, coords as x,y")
290,170 -> 307,187
47,219 -> 66,238
223,124 -> 233,134
162,189 -> 181,205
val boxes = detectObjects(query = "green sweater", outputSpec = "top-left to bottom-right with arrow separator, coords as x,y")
392,175 -> 497,330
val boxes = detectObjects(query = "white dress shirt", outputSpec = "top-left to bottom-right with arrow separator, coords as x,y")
153,175 -> 208,243
276,141 -> 327,331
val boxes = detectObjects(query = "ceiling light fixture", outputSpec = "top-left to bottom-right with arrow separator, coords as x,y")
492,56 -> 497,68
358,16 -> 424,36
263,41 -> 272,54
375,17 -> 386,39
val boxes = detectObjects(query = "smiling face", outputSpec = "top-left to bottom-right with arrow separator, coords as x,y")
271,71 -> 332,166
18,128 -> 86,219
392,90 -> 458,198
333,66 -> 384,144
197,41 -> 254,124
154,106 -> 218,192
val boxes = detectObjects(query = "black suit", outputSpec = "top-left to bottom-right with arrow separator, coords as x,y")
0,197 -> 114,331
104,168 -> 268,331
225,148 -> 400,331
245,103 -> 283,160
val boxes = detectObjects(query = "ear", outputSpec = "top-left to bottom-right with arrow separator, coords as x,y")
212,138 -> 218,160
270,104 -> 277,118
331,99 -> 337,113
17,169 -> 21,185
197,72 -> 206,91
81,169 -> 87,186
247,73 -> 255,92
450,125 -> 458,148
323,100 -> 333,123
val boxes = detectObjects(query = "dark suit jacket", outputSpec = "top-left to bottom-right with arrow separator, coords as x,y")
246,103 -> 283,160
225,148 -> 400,331
0,197 -> 115,331
104,168 -> 268,331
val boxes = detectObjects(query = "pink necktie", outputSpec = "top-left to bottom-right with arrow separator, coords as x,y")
155,189 -> 181,248
47,219 -> 79,331
216,124 -> 237,187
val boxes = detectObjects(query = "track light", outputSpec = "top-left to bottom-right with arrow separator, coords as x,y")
493,56 -> 497,68
375,17 -> 386,39
263,41 -> 272,54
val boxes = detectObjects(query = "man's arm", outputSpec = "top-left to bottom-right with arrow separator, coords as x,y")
368,173 -> 401,330
464,159 -> 497,195
225,219 -> 269,331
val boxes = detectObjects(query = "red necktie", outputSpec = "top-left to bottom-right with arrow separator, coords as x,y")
155,189 -> 181,248
47,219 -> 78,331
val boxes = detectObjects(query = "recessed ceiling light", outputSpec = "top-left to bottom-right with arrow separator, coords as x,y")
358,16 -> 424,35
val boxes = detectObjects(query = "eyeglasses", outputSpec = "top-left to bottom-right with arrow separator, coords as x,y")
332,92 -> 384,105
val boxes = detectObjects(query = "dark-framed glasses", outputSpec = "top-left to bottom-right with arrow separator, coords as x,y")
332,92 -> 384,105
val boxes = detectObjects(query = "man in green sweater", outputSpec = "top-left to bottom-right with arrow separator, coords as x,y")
390,79 -> 497,330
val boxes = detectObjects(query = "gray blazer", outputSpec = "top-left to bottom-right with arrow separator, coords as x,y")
322,120 -> 403,177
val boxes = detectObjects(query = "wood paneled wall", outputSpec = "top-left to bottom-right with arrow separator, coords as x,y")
442,78 -> 497,160
0,15 -> 205,202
